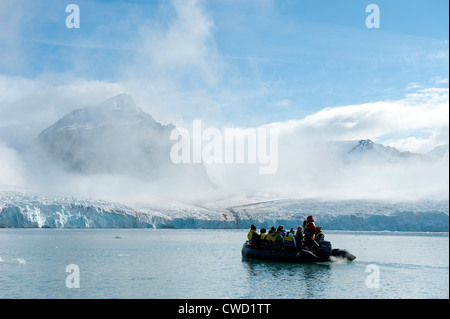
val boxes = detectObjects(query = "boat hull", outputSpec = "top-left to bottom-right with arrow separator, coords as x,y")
242,244 -> 321,263
241,240 -> 355,263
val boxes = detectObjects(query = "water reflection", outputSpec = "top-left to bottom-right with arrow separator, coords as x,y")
241,258 -> 332,298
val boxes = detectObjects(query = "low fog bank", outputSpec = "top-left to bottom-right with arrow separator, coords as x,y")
0,93 -> 449,206
204,143 -> 449,202
1,127 -> 448,206
203,121 -> 449,203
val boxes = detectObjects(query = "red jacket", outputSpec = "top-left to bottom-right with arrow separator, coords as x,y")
303,220 -> 317,240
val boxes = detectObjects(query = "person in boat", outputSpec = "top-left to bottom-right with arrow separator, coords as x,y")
265,226 -> 276,249
295,226 -> 304,249
303,215 -> 319,252
315,226 -> 325,243
284,228 -> 296,250
272,225 -> 285,251
259,228 -> 267,247
247,224 -> 260,247
289,227 -> 295,235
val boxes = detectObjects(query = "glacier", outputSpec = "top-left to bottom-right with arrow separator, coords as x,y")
0,188 -> 448,231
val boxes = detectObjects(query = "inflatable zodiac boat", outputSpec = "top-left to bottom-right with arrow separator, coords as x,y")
241,240 -> 356,263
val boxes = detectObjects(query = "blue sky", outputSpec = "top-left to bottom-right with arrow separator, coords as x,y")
0,0 -> 448,147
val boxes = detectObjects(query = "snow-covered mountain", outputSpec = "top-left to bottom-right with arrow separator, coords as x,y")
427,144 -> 450,160
34,94 -> 211,187
0,188 -> 448,231
333,139 -> 447,165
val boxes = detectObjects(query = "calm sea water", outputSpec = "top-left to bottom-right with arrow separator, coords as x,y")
0,229 -> 448,299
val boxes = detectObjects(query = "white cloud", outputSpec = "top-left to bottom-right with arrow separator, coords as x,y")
205,88 -> 449,199
0,71 -> 447,200
406,82 -> 422,90
0,74 -> 125,148
0,0 -> 226,147
271,99 -> 293,108
269,88 -> 449,151
387,137 -> 431,153
0,0 -> 26,72
110,0 -> 229,128
432,76 -> 449,85
0,141 -> 25,187
131,0 -> 218,85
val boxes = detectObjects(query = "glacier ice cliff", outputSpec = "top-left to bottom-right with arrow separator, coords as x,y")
0,189 -> 448,231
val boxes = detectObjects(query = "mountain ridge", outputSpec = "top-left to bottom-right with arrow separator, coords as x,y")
34,94 -> 211,189
342,138 -> 448,164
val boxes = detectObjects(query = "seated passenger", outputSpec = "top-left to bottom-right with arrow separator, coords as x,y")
272,225 -> 285,251
315,226 -> 325,243
265,227 -> 276,249
295,226 -> 304,248
259,228 -> 267,246
247,224 -> 260,247
284,230 -> 296,250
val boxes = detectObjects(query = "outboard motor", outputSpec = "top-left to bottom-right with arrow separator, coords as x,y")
317,240 -> 332,261
331,248 -> 356,262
